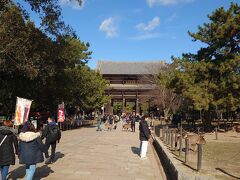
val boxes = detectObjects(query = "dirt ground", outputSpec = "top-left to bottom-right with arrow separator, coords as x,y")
170,131 -> 240,180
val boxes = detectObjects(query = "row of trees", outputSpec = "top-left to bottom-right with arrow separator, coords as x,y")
0,0 -> 108,114
151,3 -> 240,126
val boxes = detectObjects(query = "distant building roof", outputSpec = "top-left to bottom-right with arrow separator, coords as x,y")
97,60 -> 166,75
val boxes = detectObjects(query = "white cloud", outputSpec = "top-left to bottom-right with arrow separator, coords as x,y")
130,32 -> 170,40
59,0 -> 84,10
146,0 -> 194,7
146,0 -> 157,7
131,33 -> 160,40
167,13 -> 177,22
99,17 -> 118,38
132,16 -> 162,40
136,16 -> 160,32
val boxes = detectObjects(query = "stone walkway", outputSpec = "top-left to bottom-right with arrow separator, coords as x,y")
8,123 -> 167,180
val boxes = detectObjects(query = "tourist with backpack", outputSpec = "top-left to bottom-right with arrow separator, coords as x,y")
42,117 -> 61,164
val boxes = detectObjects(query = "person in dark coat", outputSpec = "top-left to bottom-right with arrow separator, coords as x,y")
139,116 -> 150,158
0,120 -> 18,180
18,122 -> 49,180
42,117 -> 61,164
130,114 -> 136,132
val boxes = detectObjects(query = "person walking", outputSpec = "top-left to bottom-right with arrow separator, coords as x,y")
108,115 -> 114,131
42,117 -> 61,164
139,116 -> 150,159
96,113 -> 103,131
18,122 -> 49,180
0,120 -> 18,180
130,115 -> 136,132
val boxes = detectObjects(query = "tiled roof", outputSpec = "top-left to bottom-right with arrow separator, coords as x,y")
96,60 -> 166,75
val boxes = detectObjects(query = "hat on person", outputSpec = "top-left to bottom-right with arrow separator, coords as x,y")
21,121 -> 31,132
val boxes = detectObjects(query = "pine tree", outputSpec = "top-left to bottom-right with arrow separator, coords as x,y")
172,3 -> 240,125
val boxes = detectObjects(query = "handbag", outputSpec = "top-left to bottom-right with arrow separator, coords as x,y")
0,135 -> 7,147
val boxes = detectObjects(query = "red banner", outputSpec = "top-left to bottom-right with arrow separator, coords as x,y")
58,103 -> 65,122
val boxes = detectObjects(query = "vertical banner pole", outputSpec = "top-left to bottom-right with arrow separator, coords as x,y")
58,102 -> 65,130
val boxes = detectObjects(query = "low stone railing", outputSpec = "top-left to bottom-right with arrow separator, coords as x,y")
152,125 -> 215,180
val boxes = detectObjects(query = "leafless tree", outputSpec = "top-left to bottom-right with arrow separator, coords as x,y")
139,64 -> 182,121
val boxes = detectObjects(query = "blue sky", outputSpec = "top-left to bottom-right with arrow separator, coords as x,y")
21,0 -> 239,69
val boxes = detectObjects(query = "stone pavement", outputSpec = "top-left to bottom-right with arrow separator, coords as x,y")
8,123 -> 167,180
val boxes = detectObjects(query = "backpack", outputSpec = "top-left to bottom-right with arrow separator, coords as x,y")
47,126 -> 60,143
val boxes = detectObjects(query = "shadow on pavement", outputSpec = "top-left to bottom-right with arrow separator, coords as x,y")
54,152 -> 65,162
7,165 -> 25,180
216,168 -> 240,179
34,165 -> 54,180
82,125 -> 97,128
7,165 -> 54,180
229,136 -> 239,138
131,146 -> 140,156
173,156 -> 197,171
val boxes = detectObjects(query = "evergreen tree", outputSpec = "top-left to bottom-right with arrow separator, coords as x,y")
172,3 -> 240,125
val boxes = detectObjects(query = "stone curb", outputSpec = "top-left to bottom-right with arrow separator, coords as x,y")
152,136 -> 215,180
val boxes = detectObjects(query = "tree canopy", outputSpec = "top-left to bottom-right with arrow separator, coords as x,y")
0,1 -> 108,114
168,3 -> 240,124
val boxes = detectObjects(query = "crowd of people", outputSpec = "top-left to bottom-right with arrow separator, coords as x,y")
96,112 -> 152,159
0,112 -> 153,179
96,113 -> 141,132
0,117 -> 61,180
